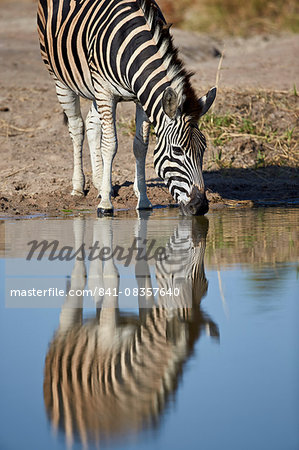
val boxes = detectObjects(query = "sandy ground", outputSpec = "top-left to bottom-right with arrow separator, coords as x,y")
0,0 -> 298,216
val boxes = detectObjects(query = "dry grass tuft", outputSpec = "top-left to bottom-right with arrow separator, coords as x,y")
0,119 -> 36,138
200,89 -> 299,169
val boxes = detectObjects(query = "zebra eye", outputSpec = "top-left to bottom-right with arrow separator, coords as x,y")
173,146 -> 184,156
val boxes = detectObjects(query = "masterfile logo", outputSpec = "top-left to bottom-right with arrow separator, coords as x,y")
4,216 -> 192,309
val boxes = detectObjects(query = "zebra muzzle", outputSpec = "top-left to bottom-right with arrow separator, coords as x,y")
181,186 -> 209,216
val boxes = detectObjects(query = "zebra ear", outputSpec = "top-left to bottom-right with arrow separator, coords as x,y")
162,87 -> 178,119
198,87 -> 217,117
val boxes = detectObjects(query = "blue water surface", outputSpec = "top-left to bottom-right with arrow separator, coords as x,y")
0,209 -> 298,450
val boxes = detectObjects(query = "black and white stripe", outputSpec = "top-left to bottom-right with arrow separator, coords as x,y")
37,0 -> 216,213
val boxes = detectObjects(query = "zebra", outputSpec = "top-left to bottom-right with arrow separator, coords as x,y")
37,0 -> 216,215
43,215 -> 219,447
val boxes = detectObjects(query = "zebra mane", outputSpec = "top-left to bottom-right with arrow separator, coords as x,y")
138,0 -> 201,121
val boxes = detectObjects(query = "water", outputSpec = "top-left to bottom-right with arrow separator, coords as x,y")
0,207 -> 298,450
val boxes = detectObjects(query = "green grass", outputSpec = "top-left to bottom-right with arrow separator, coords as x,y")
199,90 -> 298,168
200,112 -> 295,150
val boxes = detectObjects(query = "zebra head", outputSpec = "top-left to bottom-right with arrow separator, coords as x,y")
154,86 -> 216,216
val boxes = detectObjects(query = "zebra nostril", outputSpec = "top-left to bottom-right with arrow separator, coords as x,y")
185,188 -> 209,216
180,197 -> 208,216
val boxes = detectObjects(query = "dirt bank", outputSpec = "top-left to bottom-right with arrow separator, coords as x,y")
0,0 -> 298,217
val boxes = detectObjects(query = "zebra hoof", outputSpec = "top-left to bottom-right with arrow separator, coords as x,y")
71,189 -> 85,197
97,208 -> 114,217
136,200 -> 153,210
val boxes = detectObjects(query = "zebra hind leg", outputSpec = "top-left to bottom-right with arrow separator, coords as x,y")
55,80 -> 85,196
133,103 -> 152,210
86,102 -> 102,196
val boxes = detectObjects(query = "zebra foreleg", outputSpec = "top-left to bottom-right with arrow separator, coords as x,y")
86,102 -> 102,196
95,96 -> 118,215
133,104 -> 152,210
55,80 -> 85,196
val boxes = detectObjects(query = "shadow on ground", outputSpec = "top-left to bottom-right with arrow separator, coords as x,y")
204,166 -> 299,206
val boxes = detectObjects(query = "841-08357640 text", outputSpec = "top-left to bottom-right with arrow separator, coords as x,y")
9,287 -> 181,298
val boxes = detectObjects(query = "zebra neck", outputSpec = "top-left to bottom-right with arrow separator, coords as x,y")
128,52 -> 175,130
140,98 -> 167,134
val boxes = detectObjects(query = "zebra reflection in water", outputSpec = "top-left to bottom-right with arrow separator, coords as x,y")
43,214 -> 219,447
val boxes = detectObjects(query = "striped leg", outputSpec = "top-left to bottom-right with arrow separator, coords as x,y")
55,80 -> 85,196
133,104 -> 152,210
95,94 -> 117,214
86,102 -> 102,196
